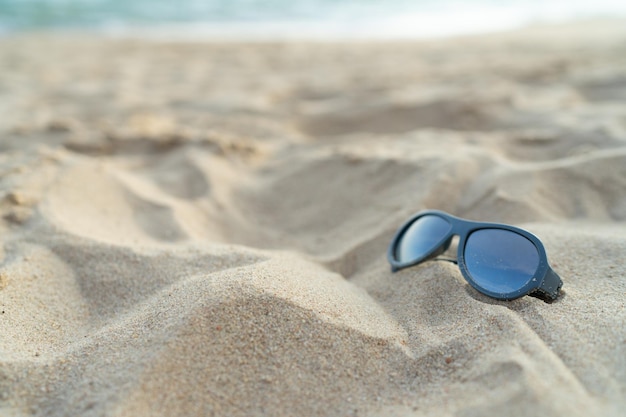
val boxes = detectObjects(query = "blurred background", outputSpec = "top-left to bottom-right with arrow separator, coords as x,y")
1,0 -> 626,39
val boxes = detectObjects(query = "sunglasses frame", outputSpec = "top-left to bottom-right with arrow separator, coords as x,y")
387,210 -> 563,301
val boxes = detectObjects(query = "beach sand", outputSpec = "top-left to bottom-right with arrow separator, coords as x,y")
1,20 -> 625,416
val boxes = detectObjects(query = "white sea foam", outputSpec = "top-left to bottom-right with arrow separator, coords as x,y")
2,0 -> 626,39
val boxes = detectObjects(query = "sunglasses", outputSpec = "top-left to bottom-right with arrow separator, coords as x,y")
387,210 -> 563,302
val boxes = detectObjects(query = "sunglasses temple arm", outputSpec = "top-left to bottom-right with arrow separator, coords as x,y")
533,267 -> 563,301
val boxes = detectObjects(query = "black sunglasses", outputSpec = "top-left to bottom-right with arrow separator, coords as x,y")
388,210 -> 563,302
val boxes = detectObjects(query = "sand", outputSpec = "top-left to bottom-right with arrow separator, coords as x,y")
1,20 -> 625,416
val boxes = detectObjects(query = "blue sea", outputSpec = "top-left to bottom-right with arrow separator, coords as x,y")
1,0 -> 625,38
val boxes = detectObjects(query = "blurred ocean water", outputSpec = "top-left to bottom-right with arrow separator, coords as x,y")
1,0 -> 625,38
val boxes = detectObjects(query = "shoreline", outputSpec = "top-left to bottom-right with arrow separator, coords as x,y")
2,17 -> 626,43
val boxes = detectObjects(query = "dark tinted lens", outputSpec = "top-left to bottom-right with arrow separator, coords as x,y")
395,215 -> 452,263
464,229 -> 539,294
